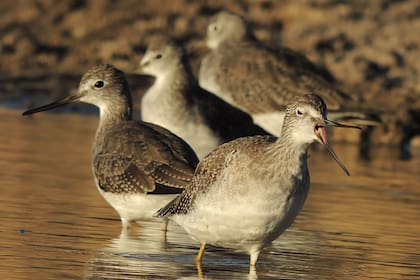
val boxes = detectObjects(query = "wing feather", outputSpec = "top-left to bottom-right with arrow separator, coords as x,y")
212,42 -> 351,113
156,135 -> 275,216
94,121 -> 199,195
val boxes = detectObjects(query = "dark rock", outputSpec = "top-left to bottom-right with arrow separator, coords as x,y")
260,1 -> 274,11
391,51 -> 405,67
315,33 -> 355,54
383,76 -> 404,90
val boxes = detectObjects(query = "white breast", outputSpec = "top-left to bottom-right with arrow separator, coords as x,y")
141,82 -> 221,158
198,53 -> 227,100
173,153 -> 308,253
141,80 -> 170,124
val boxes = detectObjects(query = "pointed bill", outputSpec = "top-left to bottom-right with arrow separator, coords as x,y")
22,95 -> 79,116
324,119 -> 361,130
325,142 -> 350,176
314,125 -> 350,176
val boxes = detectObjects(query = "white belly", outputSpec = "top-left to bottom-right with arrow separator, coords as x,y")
98,187 -> 177,222
173,175 -> 307,254
253,111 -> 285,137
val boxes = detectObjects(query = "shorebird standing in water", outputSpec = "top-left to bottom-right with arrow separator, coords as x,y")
22,64 -> 199,232
134,36 -> 268,158
156,94 -> 359,269
199,10 -> 381,137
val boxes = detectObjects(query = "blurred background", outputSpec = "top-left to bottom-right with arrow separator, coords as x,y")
1,0 -> 419,151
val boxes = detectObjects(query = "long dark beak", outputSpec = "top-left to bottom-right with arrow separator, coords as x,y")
22,94 -> 80,116
315,119 -> 359,176
324,142 -> 350,176
324,119 -> 361,130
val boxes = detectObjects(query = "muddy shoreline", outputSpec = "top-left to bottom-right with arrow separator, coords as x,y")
1,0 -> 419,148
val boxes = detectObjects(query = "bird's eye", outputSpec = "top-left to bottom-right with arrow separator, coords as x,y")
155,54 -> 162,59
296,108 -> 304,117
209,23 -> 219,32
94,80 -> 104,88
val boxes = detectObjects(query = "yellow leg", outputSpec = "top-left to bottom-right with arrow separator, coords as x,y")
196,261 -> 204,279
162,219 -> 168,232
121,218 -> 131,234
250,251 -> 260,268
195,241 -> 206,263
249,265 -> 257,280
161,220 -> 168,241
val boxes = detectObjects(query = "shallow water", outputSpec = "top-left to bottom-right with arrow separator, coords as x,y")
0,107 -> 419,280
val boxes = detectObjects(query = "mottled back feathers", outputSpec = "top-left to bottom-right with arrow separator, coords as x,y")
199,11 -> 382,125
156,135 -> 276,216
94,117 -> 199,195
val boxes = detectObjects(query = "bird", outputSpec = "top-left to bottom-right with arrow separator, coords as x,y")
22,64 -> 199,232
133,36 -> 269,158
198,10 -> 381,137
156,93 -> 358,269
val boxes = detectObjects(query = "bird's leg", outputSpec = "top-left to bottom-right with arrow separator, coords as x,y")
162,219 -> 168,232
121,218 -> 131,233
250,251 -> 260,268
161,219 -> 168,241
196,241 -> 207,263
249,265 -> 258,280
196,261 -> 204,279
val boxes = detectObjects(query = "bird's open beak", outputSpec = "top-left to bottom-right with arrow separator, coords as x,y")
324,119 -> 362,130
22,94 -> 80,116
314,120 -> 360,176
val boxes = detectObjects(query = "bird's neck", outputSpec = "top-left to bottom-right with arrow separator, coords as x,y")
94,93 -> 132,154
145,63 -> 194,110
163,62 -> 193,94
262,132 -> 310,182
98,103 -> 131,125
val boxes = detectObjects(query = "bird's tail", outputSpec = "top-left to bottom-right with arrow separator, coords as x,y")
154,195 -> 182,218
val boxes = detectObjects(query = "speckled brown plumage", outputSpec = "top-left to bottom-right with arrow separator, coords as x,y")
93,121 -> 198,195
22,64 -> 199,229
157,94 -> 330,217
137,36 -> 269,157
156,135 -> 277,216
199,11 -> 381,128
156,93 -> 352,267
